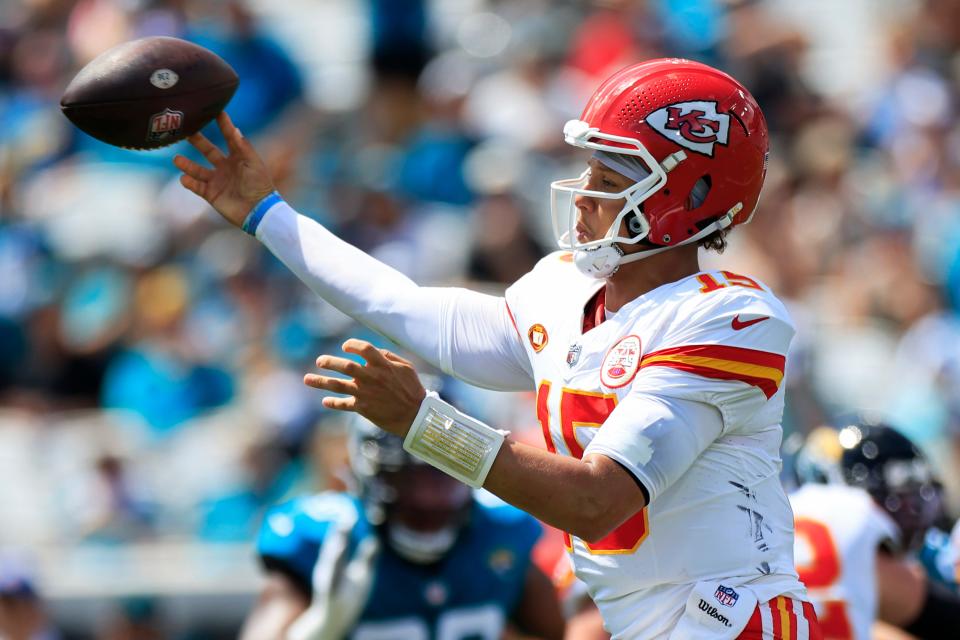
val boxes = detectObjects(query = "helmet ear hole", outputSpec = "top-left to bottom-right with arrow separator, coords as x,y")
626,210 -> 645,237
686,175 -> 712,210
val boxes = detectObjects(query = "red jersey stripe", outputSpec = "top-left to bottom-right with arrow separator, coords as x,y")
641,344 -> 785,370
640,358 -> 780,398
770,598 -> 784,638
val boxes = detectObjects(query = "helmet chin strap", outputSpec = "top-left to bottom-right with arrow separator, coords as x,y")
572,203 -> 743,279
573,244 -> 624,278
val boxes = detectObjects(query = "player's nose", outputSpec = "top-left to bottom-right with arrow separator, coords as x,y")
573,192 -> 598,214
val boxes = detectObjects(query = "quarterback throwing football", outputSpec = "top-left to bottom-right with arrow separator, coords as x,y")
175,59 -> 822,639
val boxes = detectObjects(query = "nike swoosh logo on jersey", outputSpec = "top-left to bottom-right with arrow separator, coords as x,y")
731,314 -> 770,330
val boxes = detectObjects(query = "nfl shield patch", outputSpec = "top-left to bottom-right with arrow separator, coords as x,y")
714,585 -> 739,607
566,344 -> 582,366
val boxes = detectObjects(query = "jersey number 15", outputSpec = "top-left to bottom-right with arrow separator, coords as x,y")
536,382 -> 649,554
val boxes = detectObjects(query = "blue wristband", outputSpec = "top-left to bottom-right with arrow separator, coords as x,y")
242,191 -> 283,236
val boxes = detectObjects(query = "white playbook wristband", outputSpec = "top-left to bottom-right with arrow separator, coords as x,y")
403,392 -> 509,488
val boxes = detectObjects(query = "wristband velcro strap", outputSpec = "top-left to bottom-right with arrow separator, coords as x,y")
242,191 -> 283,236
403,392 -> 508,488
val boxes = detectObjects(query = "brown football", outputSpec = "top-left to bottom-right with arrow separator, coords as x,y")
60,36 -> 238,150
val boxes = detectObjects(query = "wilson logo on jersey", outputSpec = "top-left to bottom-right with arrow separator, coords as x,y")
647,101 -> 730,156
527,323 -> 548,352
601,335 -> 642,388
698,599 -> 733,627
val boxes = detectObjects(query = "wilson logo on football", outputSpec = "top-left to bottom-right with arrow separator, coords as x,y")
147,108 -> 184,143
601,335 -> 642,388
647,101 -> 730,157
528,324 -> 548,353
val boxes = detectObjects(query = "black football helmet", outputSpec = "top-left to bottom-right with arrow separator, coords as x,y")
347,415 -> 472,563
789,426 -> 847,488
837,420 -> 940,550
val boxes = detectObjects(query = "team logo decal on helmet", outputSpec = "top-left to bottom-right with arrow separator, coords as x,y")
647,101 -> 730,157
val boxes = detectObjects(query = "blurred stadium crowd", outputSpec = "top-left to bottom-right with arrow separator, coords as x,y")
1,0 -> 959,636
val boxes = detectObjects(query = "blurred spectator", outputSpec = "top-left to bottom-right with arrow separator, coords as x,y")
188,1 -> 304,140
62,452 -> 156,543
198,436 -> 297,542
369,0 -> 431,80
0,554 -> 60,640
97,597 -> 162,640
100,267 -> 235,435
467,192 -> 544,283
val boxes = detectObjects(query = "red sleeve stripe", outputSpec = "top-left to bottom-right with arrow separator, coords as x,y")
504,300 -> 523,341
640,345 -> 785,399
641,344 -> 785,369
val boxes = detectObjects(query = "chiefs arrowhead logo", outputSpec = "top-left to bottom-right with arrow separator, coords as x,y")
647,101 -> 730,157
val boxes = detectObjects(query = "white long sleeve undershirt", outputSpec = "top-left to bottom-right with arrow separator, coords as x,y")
255,201 -> 534,392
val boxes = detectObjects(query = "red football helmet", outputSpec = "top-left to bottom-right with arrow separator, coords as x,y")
550,58 -> 769,277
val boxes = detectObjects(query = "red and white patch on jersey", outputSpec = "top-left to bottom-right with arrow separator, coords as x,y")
528,323 -> 548,352
601,335 -> 642,388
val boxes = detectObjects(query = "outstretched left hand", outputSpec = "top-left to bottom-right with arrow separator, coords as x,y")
304,338 -> 427,437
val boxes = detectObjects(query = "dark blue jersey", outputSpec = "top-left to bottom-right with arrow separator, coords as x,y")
256,491 -> 542,639
918,527 -> 959,594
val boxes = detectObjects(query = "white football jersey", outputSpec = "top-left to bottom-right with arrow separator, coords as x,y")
790,484 -> 899,640
504,252 -> 806,639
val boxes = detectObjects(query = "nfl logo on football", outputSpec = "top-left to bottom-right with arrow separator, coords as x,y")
714,585 -> 739,607
147,108 -> 184,143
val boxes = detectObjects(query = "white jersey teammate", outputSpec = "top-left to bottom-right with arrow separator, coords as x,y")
789,423 -> 960,640
174,59 -> 822,639
791,482 -> 899,639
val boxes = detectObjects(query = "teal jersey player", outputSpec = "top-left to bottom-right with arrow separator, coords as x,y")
241,418 -> 564,640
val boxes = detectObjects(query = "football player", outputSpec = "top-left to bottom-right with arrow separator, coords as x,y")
917,495 -> 960,596
790,421 -> 960,640
240,416 -> 564,640
176,59 -> 820,638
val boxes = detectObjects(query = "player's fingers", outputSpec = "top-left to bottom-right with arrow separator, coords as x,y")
173,155 -> 213,180
218,112 -> 247,157
303,373 -> 359,396
382,350 -> 412,366
218,112 -> 255,159
179,174 -> 205,196
187,132 -> 226,164
342,339 -> 390,367
315,354 -> 367,379
216,111 -> 234,135
322,395 -> 357,412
